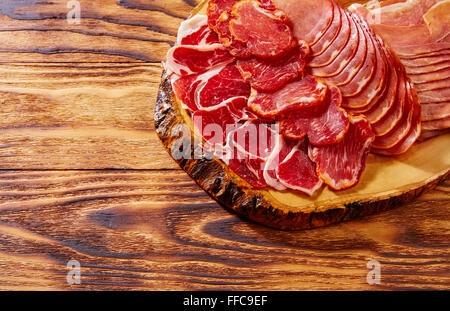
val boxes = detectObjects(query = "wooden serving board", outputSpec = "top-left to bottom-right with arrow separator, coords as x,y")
0,0 -> 448,290
156,0 -> 450,230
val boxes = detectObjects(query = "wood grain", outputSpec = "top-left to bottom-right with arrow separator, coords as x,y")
0,0 -> 448,290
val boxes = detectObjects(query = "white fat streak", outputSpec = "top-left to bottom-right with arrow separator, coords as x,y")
176,14 -> 208,46
263,133 -> 287,191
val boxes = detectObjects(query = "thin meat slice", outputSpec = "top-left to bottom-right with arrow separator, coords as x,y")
263,134 -> 297,191
207,0 -> 240,30
372,78 -> 414,149
401,53 -> 450,67
236,40 -> 309,91
327,14 -> 370,86
248,76 -> 328,117
309,116 -> 375,191
214,11 -> 251,58
225,121 -> 278,188
373,100 -> 422,156
277,140 -> 323,196
272,0 -> 334,44
229,0 -> 293,58
370,72 -> 407,136
342,33 -> 387,108
177,14 -> 219,46
308,8 -> 351,68
422,117 -> 450,130
349,0 -> 440,26
171,74 -> 203,111
193,97 -> 248,146
408,66 -> 450,83
405,61 -> 450,74
280,85 -> 350,146
165,44 -> 233,76
309,0 -> 342,57
419,128 -> 450,141
195,63 -> 250,109
421,102 -> 450,121
359,62 -> 398,123
310,10 -> 360,76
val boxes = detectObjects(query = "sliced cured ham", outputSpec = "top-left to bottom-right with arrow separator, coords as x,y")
236,40 -> 309,91
310,11 -> 360,76
224,121 -> 278,188
277,140 -> 323,196
248,76 -> 328,117
214,11 -> 251,58
263,134 -> 297,191
373,100 -> 422,156
195,63 -> 250,109
229,0 -> 293,57
422,116 -> 450,130
207,0 -> 240,29
370,71 -> 407,136
309,0 -> 341,57
326,14 -> 371,86
177,14 -> 219,46
421,102 -> 450,121
280,85 -> 350,146
354,0 -> 449,137
272,0 -> 334,44
193,96 -> 248,146
165,44 -> 233,76
171,74 -> 203,111
308,8 -> 351,68
309,116 -> 375,190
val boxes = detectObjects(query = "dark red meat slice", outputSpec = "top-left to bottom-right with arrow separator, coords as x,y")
225,121 -> 278,188
178,15 -> 219,46
372,78 -> 414,149
227,121 -> 277,160
308,7 -> 351,67
309,116 -> 375,191
248,76 -> 328,117
214,11 -> 251,58
280,85 -> 350,146
229,0 -> 293,58
263,134 -> 297,190
171,74 -> 202,111
277,140 -> 323,196
309,0 -> 342,56
236,40 -> 309,91
193,96 -> 248,146
207,0 -> 240,30
272,0 -> 334,45
165,44 -> 233,76
195,64 -> 250,109
310,10 -> 359,76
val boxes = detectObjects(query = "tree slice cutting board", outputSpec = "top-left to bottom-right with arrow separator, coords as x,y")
154,1 -> 450,230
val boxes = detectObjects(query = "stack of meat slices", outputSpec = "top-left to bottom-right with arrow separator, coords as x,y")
349,0 -> 449,140
164,0 -> 385,196
269,0 -> 422,156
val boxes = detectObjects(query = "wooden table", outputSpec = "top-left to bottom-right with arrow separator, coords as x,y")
0,0 -> 448,291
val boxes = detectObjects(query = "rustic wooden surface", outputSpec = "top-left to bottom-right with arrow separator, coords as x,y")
0,0 -> 448,291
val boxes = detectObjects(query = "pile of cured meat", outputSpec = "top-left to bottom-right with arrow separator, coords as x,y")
350,0 -> 450,140
164,0 -> 448,196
